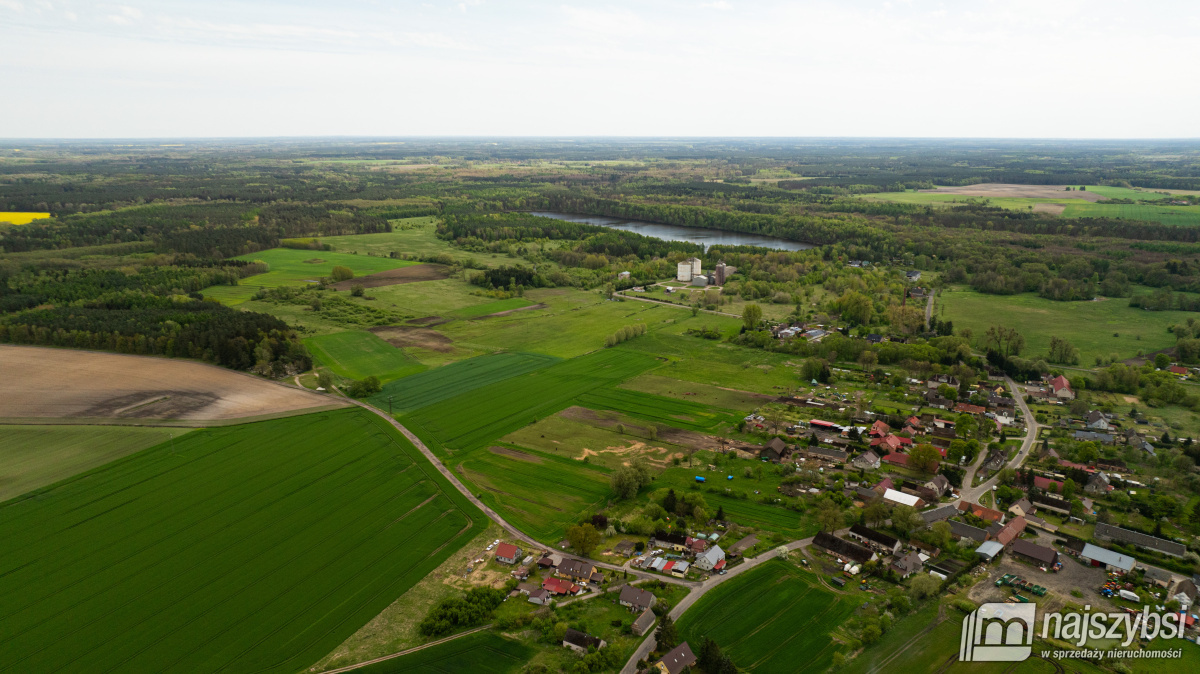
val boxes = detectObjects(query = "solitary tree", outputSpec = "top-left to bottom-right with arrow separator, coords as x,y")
742,303 -> 763,331
566,523 -> 602,557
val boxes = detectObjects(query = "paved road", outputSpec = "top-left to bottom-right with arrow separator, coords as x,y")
959,377 -> 1041,503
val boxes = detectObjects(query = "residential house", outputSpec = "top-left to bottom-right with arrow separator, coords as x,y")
924,475 -> 952,498
1086,411 -> 1111,431
613,540 -> 636,557
495,543 -> 522,565
956,501 -> 1005,524
1080,544 -> 1136,573
853,451 -> 881,470
696,545 -> 726,571
1008,497 -> 1035,519
954,403 -> 986,415
1084,472 -> 1111,495
925,394 -> 955,410
1048,375 -> 1074,400
527,588 -> 551,605
538,552 -> 564,568
872,434 -> 907,453
1011,539 -> 1059,567
557,559 -> 603,584
849,524 -> 901,555
618,585 -> 657,612
866,333 -> 884,344
905,270 -> 922,282
516,581 -> 539,595
1168,365 -> 1189,376
1093,523 -> 1187,557
632,608 -> 657,636
869,420 -> 891,438
562,629 -> 606,654
812,531 -> 877,564
928,374 -> 960,389
685,537 -> 708,555
891,551 -> 925,578
1171,580 -> 1197,610
930,426 -> 957,449
542,577 -> 582,596
655,643 -> 698,674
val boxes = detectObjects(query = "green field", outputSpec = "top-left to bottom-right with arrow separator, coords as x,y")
447,297 -> 536,318
348,630 -> 533,674
0,425 -> 194,503
615,332 -> 802,394
402,349 -> 659,455
200,248 -> 416,305
939,288 -> 1193,365
0,408 -> 484,673
620,373 -> 772,411
368,352 -> 559,415
677,558 -> 855,673
305,330 -> 427,381
575,387 -> 740,432
1061,201 -> 1200,226
320,218 -> 512,269
458,445 -> 613,541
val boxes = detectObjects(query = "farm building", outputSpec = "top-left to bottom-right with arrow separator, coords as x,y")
676,258 -> 702,282
712,262 -> 737,284
1094,523 -> 1187,557
538,552 -> 564,568
495,543 -> 521,564
613,540 -> 636,557
920,504 -> 957,525
562,628 -> 606,654
849,525 -> 901,555
1029,495 -> 1070,516
812,531 -> 876,564
882,488 -> 924,509
1079,544 -> 1136,573
949,521 -> 989,543
632,608 -> 657,636
760,437 -> 789,462
975,541 -> 1004,561
993,517 -> 1026,547
1011,539 -> 1058,567
695,545 -> 726,571
690,275 -> 709,287
1143,566 -> 1172,588
656,642 -> 698,674
618,585 -> 657,612
511,565 -> 529,580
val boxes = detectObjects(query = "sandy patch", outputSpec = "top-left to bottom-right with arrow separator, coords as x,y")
577,441 -> 685,466
919,183 -> 1107,202
1031,203 -> 1067,215
329,264 -> 450,290
369,325 -> 454,352
1123,396 -> 1138,403
0,345 -> 345,421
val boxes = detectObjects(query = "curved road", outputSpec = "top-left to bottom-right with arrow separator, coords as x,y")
959,377 -> 1041,504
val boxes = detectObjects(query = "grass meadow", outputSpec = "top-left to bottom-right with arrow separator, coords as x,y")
0,425 -> 195,502
677,558 -> 855,673
620,373 -> 772,411
939,287 -> 1192,365
304,330 -> 427,381
0,408 -> 484,674
201,248 -> 416,305
346,630 -> 533,674
574,387 -> 740,432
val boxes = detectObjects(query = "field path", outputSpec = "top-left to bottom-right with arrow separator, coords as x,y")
924,290 -> 935,331
317,624 -> 492,674
345,398 -> 692,586
615,288 -> 741,317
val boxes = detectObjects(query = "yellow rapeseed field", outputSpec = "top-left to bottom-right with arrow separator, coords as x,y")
0,212 -> 51,225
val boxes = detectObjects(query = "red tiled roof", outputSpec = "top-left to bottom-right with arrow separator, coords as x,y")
882,453 -> 908,466
995,516 -> 1027,546
954,403 -> 986,415
869,420 -> 891,437
1049,375 -> 1071,393
495,543 -> 519,559
1034,476 -> 1064,492
713,559 -> 726,570
1169,366 -> 1188,375
957,501 -> 1004,522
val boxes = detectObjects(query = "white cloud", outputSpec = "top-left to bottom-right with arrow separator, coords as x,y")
0,0 -> 25,11
700,1 -> 730,9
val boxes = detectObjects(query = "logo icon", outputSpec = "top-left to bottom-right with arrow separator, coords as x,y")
960,603 -> 1035,662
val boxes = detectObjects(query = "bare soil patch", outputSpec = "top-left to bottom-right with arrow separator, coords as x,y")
368,325 -> 454,352
469,303 -> 549,320
1031,203 -> 1067,215
487,445 -> 544,464
329,264 -> 450,290
0,345 -> 345,421
577,441 -> 685,467
406,315 -> 446,326
919,183 -> 1108,202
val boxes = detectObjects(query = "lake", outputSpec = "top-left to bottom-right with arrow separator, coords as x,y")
529,212 -> 813,251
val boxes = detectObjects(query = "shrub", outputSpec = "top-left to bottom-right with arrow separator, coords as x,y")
350,283 -> 365,297
330,266 -> 354,282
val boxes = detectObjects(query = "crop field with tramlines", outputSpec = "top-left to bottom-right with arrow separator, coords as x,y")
402,349 -> 658,455
368,352 -> 558,415
677,559 -> 855,673
574,387 -> 740,432
305,329 -> 427,381
0,408 -> 483,674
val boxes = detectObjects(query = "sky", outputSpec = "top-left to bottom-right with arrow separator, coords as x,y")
1,0 -> 1198,138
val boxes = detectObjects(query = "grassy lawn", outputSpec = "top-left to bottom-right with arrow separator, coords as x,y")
615,332 -> 804,395
939,287 -> 1190,365
0,408 -> 485,674
0,425 -> 195,503
677,558 -> 855,673
201,248 -> 416,305
304,330 -> 427,382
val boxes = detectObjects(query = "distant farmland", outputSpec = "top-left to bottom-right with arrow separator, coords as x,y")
0,408 -> 484,673
368,352 -> 559,415
305,330 -> 427,381
200,248 -> 417,305
0,212 -> 51,225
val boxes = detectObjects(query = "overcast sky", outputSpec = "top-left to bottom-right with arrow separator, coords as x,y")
2,0 -> 1197,138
